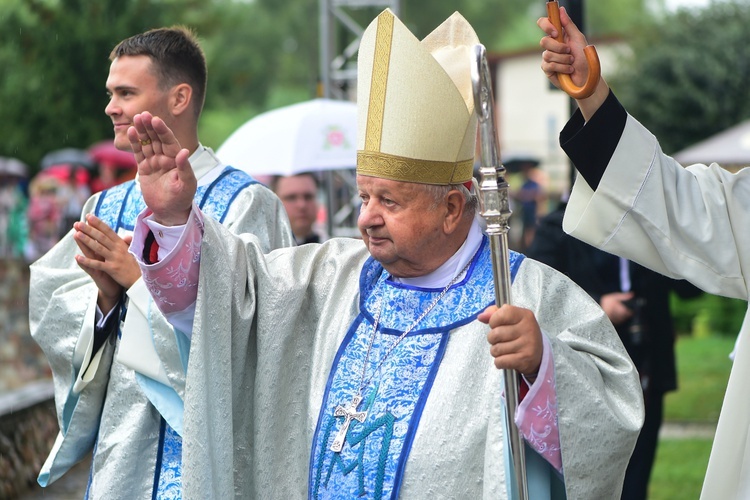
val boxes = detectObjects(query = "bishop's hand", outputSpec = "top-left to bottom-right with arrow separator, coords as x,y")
478,304 -> 543,379
128,112 -> 196,226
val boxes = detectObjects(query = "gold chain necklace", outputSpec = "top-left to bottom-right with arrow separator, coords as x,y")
330,259 -> 473,453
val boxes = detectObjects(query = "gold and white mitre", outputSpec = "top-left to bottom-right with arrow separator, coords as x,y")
356,9 -> 479,186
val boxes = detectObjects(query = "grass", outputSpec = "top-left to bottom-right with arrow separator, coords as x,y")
663,335 -> 735,422
648,335 -> 735,499
649,439 -> 713,500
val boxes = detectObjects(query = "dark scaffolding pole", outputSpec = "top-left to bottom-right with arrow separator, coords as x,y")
564,0 -> 586,191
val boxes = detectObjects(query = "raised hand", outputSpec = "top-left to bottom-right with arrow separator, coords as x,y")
537,6 -> 589,89
128,112 -> 196,226
537,6 -> 610,119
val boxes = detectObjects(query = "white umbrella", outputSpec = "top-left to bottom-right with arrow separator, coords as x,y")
216,98 -> 357,176
0,157 -> 28,178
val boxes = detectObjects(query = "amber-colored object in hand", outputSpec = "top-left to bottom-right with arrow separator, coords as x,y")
547,0 -> 601,99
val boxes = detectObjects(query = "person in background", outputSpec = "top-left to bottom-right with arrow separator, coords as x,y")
510,158 -> 547,252
528,197 -> 702,499
0,167 -> 28,259
119,10 -> 642,498
538,8 -> 750,498
271,172 -> 324,244
25,173 -> 63,261
29,26 -> 293,498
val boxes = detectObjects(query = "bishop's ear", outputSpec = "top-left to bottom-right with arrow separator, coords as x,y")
443,189 -> 467,234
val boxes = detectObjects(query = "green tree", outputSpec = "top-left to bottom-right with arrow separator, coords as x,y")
253,0 -> 559,99
401,0 -> 529,45
611,1 -> 750,154
200,2 -> 285,110
493,0 -> 653,52
0,0 -> 270,172
0,0 -> 166,171
0,0 -> 666,174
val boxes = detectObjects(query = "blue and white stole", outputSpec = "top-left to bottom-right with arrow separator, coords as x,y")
309,237 -> 524,499
92,166 -> 257,499
94,166 -> 257,231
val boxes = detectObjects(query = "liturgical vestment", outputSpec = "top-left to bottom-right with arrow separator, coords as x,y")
131,207 -> 643,500
563,92 -> 750,500
30,146 -> 293,498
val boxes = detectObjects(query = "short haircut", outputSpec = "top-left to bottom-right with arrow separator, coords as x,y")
270,172 -> 320,193
110,26 -> 207,119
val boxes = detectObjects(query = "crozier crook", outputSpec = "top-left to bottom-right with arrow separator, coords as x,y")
547,0 -> 601,99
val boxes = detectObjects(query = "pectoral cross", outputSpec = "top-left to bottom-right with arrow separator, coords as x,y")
330,394 -> 367,452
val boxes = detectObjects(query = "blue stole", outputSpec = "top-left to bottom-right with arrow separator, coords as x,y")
309,237 -> 525,499
94,166 -> 257,231
91,166 -> 257,500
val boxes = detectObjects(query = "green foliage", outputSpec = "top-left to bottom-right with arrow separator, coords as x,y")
401,0 -> 527,45
672,292 -> 746,338
198,105 -> 255,152
201,2 -> 295,109
697,295 -> 746,338
586,0 -> 652,37
670,291 -> 699,336
611,1 -> 750,154
0,0 -> 661,173
492,0 -> 654,52
0,0 -> 165,172
664,335 -> 734,421
0,0 -> 510,174
0,0 -> 289,172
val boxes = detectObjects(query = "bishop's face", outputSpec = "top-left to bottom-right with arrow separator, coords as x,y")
357,175 -> 453,278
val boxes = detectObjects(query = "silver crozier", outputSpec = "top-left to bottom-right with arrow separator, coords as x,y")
472,44 -> 529,500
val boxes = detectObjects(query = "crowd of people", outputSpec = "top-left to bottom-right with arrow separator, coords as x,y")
0,146 -> 136,262
15,5 -> 750,500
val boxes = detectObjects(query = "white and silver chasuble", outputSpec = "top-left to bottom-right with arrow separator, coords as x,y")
31,148 -> 293,499
145,215 -> 641,500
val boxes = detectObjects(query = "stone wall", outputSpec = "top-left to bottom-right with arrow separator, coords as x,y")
0,259 -> 59,497
0,259 -> 51,389
0,382 -> 58,498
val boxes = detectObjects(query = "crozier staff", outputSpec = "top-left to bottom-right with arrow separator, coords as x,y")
473,43 -> 528,499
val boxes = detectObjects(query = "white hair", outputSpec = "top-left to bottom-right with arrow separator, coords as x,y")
422,183 -> 478,218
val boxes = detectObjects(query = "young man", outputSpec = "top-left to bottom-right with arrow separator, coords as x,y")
30,27 -> 293,498
539,8 -> 750,499
120,11 -> 642,498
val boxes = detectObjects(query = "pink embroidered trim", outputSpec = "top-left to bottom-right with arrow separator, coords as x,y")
515,335 -> 562,473
134,207 -> 204,315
